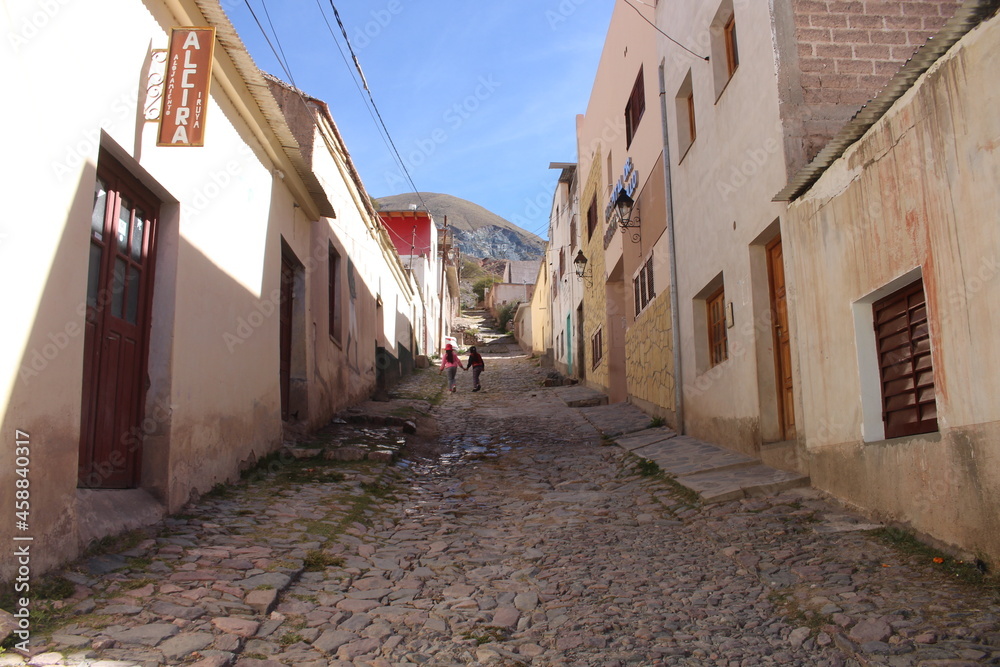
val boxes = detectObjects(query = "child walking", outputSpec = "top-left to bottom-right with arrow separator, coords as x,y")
439,343 -> 464,392
464,346 -> 485,392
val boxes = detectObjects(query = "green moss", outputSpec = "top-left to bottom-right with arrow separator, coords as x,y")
462,625 -> 511,645
303,550 -> 345,572
279,632 -> 304,646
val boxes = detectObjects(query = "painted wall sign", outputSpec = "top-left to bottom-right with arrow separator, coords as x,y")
605,157 -> 638,221
157,27 -> 216,147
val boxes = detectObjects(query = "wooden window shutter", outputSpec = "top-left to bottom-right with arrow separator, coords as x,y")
873,279 -> 937,439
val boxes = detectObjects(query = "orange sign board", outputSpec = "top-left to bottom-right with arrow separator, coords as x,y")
157,27 -> 216,147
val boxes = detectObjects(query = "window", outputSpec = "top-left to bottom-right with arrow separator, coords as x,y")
569,214 -> 577,249
873,279 -> 937,438
586,195 -> 598,240
592,327 -> 604,369
625,66 -> 645,148
633,255 -> 655,317
675,71 -> 696,157
328,243 -> 342,343
559,247 -> 565,279
724,15 -> 739,77
687,93 -> 697,142
710,1 -> 739,98
707,286 -> 728,367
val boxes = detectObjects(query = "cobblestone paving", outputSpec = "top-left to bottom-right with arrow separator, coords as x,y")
3,351 -> 1000,666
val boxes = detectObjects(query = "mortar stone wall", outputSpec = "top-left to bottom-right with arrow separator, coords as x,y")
790,0 -> 962,162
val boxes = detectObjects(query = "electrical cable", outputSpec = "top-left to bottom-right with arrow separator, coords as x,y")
622,0 -> 709,61
311,0 -> 412,189
327,1 -> 430,212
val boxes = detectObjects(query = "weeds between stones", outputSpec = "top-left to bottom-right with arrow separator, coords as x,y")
622,452 -> 702,507
279,632 -> 305,646
302,550 -> 345,572
0,573 -> 78,648
461,625 -> 511,645
768,590 -> 834,635
870,527 -> 998,593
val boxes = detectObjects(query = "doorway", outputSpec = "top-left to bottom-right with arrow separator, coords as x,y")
279,254 -> 294,421
566,314 -> 572,375
766,235 -> 795,440
576,303 -> 586,381
79,152 -> 159,488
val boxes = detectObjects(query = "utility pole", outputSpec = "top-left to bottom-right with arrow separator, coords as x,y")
437,216 -> 448,355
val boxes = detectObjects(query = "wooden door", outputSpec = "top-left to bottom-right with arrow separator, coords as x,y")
766,236 -> 796,440
80,155 -> 158,488
279,256 -> 294,421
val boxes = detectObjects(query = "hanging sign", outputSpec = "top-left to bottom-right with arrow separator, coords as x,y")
157,27 -> 216,147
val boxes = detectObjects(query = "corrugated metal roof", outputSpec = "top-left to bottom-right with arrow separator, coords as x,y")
774,0 -> 1000,202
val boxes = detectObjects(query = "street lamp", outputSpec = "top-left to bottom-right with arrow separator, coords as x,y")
573,249 -> 593,286
614,189 -> 641,242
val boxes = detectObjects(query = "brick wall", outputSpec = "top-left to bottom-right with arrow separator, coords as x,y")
788,0 -> 961,163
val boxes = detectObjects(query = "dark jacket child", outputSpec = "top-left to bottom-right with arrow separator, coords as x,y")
465,346 -> 485,391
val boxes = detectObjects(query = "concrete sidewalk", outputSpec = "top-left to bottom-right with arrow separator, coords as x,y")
551,386 -> 809,503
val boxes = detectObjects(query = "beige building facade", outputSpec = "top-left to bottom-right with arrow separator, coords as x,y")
781,7 -> 1000,559
1,0 -> 421,579
545,164 -> 581,379
575,1 -> 675,412
654,0 -> 960,464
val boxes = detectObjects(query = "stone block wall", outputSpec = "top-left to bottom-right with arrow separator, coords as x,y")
784,0 -> 962,165
624,292 -> 675,421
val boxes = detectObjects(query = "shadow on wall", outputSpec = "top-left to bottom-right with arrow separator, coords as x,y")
1,164 -> 294,579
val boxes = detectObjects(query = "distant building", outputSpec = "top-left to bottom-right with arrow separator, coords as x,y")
546,163 -> 581,378
378,210 -> 454,356
503,260 -> 540,285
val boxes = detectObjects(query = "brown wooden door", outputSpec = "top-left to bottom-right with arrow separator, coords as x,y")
279,256 -> 294,421
80,155 -> 158,488
767,236 -> 796,440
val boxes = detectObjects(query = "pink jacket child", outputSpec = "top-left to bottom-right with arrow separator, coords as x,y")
439,344 -> 465,392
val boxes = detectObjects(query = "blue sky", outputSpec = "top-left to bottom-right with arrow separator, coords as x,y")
222,1 -> 616,240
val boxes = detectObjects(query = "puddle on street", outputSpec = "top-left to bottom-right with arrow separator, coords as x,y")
400,432 -> 515,480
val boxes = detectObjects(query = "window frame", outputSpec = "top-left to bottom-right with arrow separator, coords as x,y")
872,278 -> 937,439
625,66 -> 645,148
328,242 -> 342,344
633,255 -> 656,318
724,14 -> 739,78
674,70 -> 697,158
591,327 -> 604,369
586,195 -> 598,240
707,286 -> 728,367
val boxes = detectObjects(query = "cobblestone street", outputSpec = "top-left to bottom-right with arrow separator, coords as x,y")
4,348 -> 1000,666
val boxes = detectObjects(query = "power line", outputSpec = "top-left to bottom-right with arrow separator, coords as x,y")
309,0 -> 410,190
326,1 -> 429,211
622,0 -> 709,61
244,0 -> 430,228
242,0 -> 299,85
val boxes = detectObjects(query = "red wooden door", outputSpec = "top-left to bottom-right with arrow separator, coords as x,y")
767,236 -> 796,440
80,155 -> 158,488
279,256 -> 293,421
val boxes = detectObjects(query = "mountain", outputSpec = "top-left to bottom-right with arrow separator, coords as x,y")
375,192 -> 545,261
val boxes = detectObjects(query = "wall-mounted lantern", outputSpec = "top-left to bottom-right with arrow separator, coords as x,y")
614,190 -> 641,243
573,250 -> 593,286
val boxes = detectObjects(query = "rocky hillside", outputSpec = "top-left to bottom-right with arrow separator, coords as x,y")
375,192 -> 545,261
